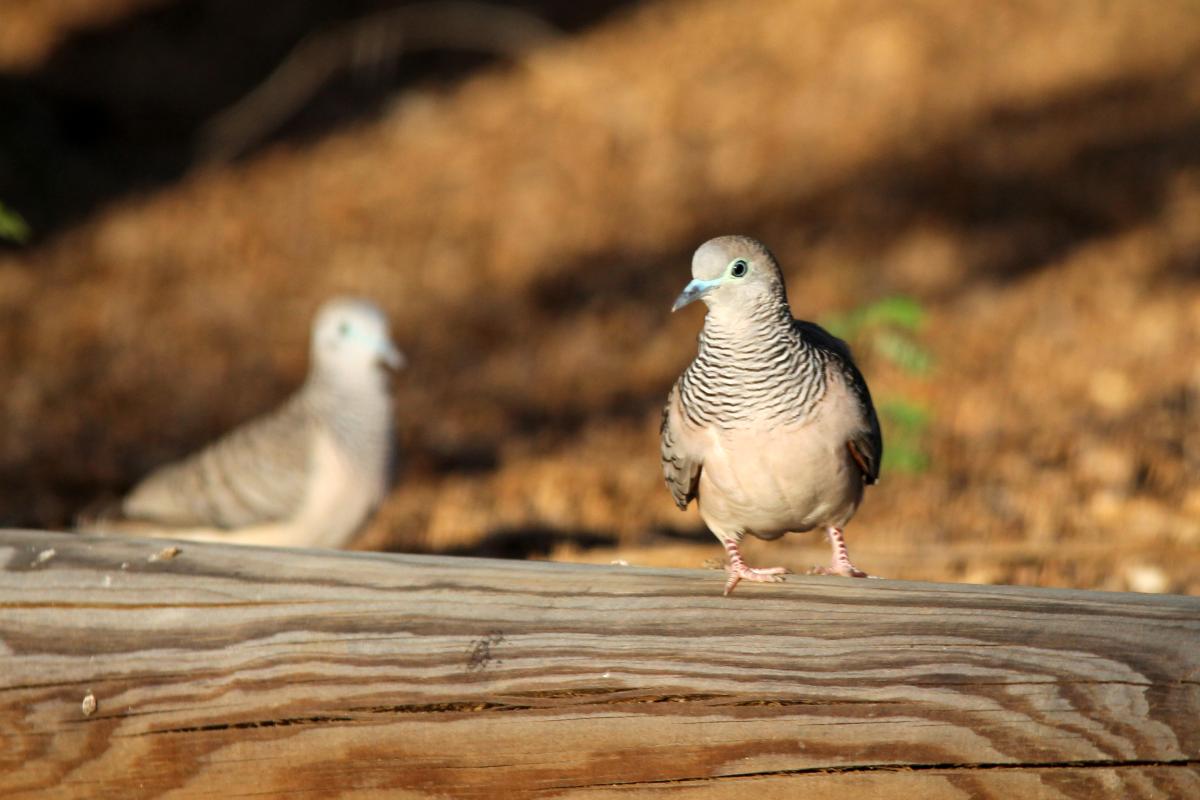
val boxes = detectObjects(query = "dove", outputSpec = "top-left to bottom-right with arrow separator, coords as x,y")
661,236 -> 882,595
81,297 -> 403,549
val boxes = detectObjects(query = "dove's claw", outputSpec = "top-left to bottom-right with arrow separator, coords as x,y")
721,539 -> 789,595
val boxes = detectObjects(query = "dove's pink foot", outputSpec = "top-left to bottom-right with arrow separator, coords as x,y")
808,526 -> 870,578
722,539 -> 788,596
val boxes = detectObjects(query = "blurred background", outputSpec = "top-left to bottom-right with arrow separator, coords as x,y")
1,0 -> 1198,593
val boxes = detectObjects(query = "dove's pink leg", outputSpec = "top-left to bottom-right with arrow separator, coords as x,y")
722,538 -> 788,596
809,526 -> 869,578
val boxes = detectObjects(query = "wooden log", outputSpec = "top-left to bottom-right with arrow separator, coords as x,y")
2,530 -> 1198,799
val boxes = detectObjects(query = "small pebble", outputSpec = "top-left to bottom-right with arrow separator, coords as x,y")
81,692 -> 97,717
1125,564 -> 1170,594
33,548 -> 55,565
148,546 -> 182,562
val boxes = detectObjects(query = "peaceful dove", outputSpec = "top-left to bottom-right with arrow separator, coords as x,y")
661,236 -> 882,595
80,297 -> 404,549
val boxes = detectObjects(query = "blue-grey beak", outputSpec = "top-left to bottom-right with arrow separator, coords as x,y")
671,278 -> 721,312
378,341 -> 406,371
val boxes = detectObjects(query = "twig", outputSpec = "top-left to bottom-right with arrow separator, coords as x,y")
196,1 -> 561,163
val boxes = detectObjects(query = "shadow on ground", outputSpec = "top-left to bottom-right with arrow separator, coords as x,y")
0,0 -> 640,241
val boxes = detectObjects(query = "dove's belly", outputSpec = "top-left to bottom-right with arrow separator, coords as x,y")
294,428 -> 387,549
696,421 -> 863,539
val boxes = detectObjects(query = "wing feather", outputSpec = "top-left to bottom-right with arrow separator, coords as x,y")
119,395 -> 315,527
660,383 -> 704,509
795,320 -> 883,485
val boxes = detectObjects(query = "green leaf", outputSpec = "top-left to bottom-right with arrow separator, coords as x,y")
881,398 -> 931,431
879,398 -> 932,474
820,295 -> 927,341
872,329 -> 933,375
821,310 -> 858,340
882,443 -> 930,474
0,202 -> 31,244
858,295 -> 925,330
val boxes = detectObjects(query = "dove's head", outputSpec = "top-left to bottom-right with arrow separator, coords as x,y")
671,235 -> 788,315
311,297 -> 405,387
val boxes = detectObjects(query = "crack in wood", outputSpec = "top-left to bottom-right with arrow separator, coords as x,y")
351,702 -> 534,714
508,687 -> 630,699
140,715 -> 354,735
601,693 -> 726,704
126,693 -> 904,734
726,697 -> 897,707
359,693 -> 898,711
570,758 -> 1200,788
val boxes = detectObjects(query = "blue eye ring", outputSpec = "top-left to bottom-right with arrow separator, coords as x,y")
730,259 -> 748,278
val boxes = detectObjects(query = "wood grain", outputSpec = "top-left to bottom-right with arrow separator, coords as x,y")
2,530 -> 1198,799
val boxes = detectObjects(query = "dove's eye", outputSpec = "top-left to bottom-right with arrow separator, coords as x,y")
338,322 -> 351,336
730,259 -> 748,278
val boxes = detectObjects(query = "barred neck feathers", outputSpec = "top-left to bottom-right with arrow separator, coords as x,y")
680,296 -> 828,429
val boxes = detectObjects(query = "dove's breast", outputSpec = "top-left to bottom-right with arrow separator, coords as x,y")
695,372 -> 866,539
291,426 -> 388,549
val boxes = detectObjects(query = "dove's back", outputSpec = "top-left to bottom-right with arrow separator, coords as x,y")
121,395 -> 312,529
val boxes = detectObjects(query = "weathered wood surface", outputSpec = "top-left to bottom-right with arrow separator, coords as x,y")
2,530 -> 1198,799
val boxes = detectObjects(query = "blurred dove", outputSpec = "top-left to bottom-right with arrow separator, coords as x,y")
81,297 -> 403,549
661,236 -> 882,595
